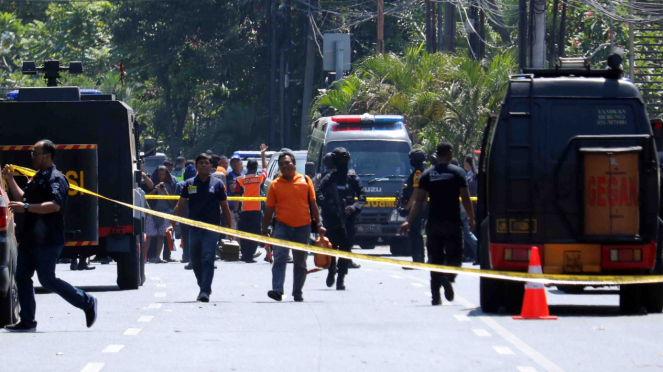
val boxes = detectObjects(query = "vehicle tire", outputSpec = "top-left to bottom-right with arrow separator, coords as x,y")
480,277 -> 503,313
503,280 -> 525,314
642,283 -> 663,313
360,245 -> 376,250
619,284 -> 643,313
117,235 -> 141,290
0,254 -> 19,327
389,237 -> 408,257
556,285 -> 585,294
138,234 -> 146,286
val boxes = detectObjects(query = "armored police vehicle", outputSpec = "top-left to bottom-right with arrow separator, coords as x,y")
477,56 -> 663,314
0,60 -> 146,290
307,114 -> 412,254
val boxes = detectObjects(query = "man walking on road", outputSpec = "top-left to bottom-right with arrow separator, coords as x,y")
2,140 -> 97,332
400,141 -> 475,306
168,153 -> 233,302
263,151 -> 325,302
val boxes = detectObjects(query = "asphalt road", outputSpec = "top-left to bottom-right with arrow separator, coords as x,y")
1,243 -> 662,372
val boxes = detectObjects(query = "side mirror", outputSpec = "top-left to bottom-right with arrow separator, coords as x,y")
305,162 -> 316,178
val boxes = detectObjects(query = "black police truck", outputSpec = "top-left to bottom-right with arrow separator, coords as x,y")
477,56 -> 663,314
307,114 -> 412,255
0,60 -> 146,290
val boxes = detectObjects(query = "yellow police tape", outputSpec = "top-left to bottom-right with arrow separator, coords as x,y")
8,164 -> 663,286
144,195 -> 479,202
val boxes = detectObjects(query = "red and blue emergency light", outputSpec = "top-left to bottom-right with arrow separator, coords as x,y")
330,114 -> 405,131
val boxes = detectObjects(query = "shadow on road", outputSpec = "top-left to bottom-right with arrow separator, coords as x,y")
35,285 -> 122,294
466,305 -> 639,317
549,289 -> 619,296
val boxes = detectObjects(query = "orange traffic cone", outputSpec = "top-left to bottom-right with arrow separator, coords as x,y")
513,247 -> 557,320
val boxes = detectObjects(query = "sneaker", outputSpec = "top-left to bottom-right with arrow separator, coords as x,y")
85,297 -> 98,328
349,261 -> 361,269
198,292 -> 210,303
267,290 -> 283,301
184,263 -> 193,270
294,295 -> 304,302
4,322 -> 36,333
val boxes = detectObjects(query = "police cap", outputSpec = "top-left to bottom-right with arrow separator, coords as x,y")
409,149 -> 426,163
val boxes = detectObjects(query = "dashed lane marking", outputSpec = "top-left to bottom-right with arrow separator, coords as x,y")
148,303 -> 163,309
494,346 -> 515,355
454,314 -> 471,322
480,317 -> 564,372
411,282 -> 424,288
137,316 -> 153,323
150,277 -> 161,281
156,283 -> 167,288
81,363 -> 104,372
424,292 -> 432,298
154,292 -> 167,298
102,345 -> 125,353
390,275 -> 403,279
472,329 -> 491,337
123,328 -> 141,336
517,367 -> 539,372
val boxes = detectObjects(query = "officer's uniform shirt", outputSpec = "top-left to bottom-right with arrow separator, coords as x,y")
234,172 -> 266,212
418,163 -> 467,226
403,166 -> 425,203
20,165 -> 69,247
180,175 -> 227,226
316,170 -> 367,225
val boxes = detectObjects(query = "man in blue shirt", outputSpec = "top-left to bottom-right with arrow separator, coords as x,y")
168,153 -> 233,302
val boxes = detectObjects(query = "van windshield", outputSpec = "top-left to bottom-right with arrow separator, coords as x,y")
325,141 -> 410,179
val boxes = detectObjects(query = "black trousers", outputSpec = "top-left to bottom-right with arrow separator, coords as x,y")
426,222 -> 463,289
238,210 -> 263,261
327,222 -> 355,275
409,210 -> 425,263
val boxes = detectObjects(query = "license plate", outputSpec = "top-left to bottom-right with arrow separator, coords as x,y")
356,224 -> 381,233
564,251 -> 582,273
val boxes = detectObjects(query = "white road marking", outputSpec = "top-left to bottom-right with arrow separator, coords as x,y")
494,346 -> 515,355
137,316 -> 153,323
390,275 -> 403,279
150,277 -> 161,281
472,329 -> 491,337
81,363 -> 104,372
411,282 -> 424,288
154,292 -> 167,298
148,303 -> 162,309
102,345 -> 124,353
424,292 -> 432,297
517,367 -> 539,372
454,314 -> 471,322
156,283 -> 167,288
123,328 -> 141,336
481,317 -> 564,372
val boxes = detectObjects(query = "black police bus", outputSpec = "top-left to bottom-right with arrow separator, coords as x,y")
307,114 -> 412,255
477,58 -> 663,314
0,60 -> 146,290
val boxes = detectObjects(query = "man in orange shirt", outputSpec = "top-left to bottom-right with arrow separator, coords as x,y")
234,159 -> 266,262
262,151 -> 325,302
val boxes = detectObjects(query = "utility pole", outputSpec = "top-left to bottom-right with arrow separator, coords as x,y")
268,0 -> 278,146
279,0 -> 291,148
479,9 -> 485,58
425,0 -> 432,53
442,2 -> 456,52
377,0 -> 384,53
531,0 -> 546,68
431,3 -> 436,52
629,0 -> 634,81
558,2 -> 567,57
549,0 -> 559,67
300,0 -> 316,149
437,3 -> 443,52
518,0 -> 528,69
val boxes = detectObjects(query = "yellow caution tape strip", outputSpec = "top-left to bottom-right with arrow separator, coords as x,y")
144,195 -> 479,202
8,164 -> 663,285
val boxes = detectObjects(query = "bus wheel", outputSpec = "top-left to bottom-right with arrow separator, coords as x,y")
642,283 -> 663,313
480,277 -> 503,313
556,285 -> 585,294
619,285 -> 644,314
117,235 -> 141,290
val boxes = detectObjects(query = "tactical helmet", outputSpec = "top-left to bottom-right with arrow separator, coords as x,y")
323,152 -> 334,168
331,147 -> 351,164
409,149 -> 427,164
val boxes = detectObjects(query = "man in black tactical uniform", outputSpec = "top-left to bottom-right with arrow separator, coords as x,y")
2,140 -> 97,332
401,149 -> 427,264
316,148 -> 367,290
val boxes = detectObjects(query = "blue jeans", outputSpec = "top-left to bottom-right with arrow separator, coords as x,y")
188,228 -> 220,294
461,210 -> 478,260
16,245 -> 95,327
271,221 -> 309,297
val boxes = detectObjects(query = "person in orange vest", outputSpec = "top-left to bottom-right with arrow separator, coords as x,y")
234,159 -> 266,262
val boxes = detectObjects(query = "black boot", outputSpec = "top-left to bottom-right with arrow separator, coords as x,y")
336,273 -> 346,291
326,269 -> 336,288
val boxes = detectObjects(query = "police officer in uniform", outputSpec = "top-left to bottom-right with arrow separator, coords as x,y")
2,140 -> 97,332
316,148 -> 367,290
401,149 -> 427,264
313,153 -> 334,189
